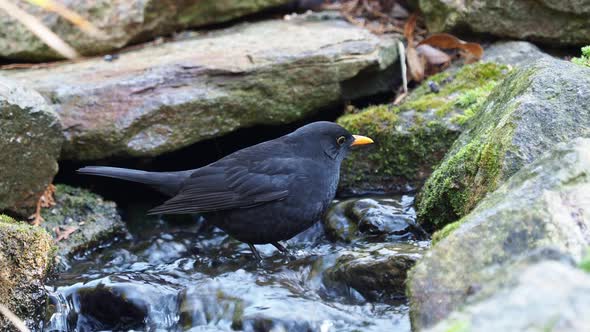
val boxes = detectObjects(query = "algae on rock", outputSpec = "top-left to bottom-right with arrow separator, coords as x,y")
417,58 -> 590,231
0,214 -> 55,331
337,62 -> 510,195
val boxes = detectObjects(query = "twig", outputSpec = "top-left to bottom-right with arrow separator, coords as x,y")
0,0 -> 79,59
0,303 -> 30,332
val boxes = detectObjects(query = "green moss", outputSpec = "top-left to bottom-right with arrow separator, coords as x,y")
432,219 -> 464,244
417,65 -> 539,231
402,62 -> 510,121
572,46 -> 590,67
580,249 -> 590,273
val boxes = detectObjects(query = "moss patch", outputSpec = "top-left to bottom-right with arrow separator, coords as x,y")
337,62 -> 511,194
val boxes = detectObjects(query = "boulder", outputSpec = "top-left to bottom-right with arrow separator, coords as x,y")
426,261 -> 590,332
40,185 -> 126,270
0,0 -> 292,61
337,62 -> 510,194
407,138 -> 590,330
419,0 -> 590,46
0,215 -> 55,331
0,76 -> 63,217
417,59 -> 590,230
323,242 -> 425,302
482,41 -> 553,67
5,15 -> 399,160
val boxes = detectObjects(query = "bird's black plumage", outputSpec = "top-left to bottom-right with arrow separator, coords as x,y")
78,121 -> 373,258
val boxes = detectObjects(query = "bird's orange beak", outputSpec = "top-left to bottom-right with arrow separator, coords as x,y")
351,135 -> 374,146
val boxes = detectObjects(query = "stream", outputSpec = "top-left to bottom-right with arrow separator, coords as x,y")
42,195 -> 427,332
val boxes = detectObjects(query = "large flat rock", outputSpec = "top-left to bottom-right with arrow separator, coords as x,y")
4,16 -> 399,160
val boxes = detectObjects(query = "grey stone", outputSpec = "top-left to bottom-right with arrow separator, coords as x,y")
427,261 -> 590,332
0,0 -> 292,61
419,0 -> 590,46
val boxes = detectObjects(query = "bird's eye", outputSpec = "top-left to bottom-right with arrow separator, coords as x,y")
337,136 -> 346,145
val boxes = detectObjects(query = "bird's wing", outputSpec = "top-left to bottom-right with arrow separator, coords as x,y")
147,157 -> 296,215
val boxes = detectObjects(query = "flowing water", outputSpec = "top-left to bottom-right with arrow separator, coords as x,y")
42,196 -> 427,332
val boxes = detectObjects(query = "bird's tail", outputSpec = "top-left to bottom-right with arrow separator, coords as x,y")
77,166 -> 192,197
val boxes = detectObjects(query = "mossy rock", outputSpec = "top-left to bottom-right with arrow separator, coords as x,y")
417,58 -> 590,231
408,138 -> 590,330
41,185 -> 126,268
337,62 -> 510,195
0,76 -> 64,217
0,214 -> 55,331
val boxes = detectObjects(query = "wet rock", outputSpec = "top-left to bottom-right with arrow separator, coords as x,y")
483,41 -> 553,67
417,58 -> 590,230
0,214 -> 55,331
418,0 -> 590,46
337,62 -> 510,194
51,275 -> 179,331
41,185 -> 126,270
5,15 -> 399,160
0,0 -> 292,61
407,139 -> 590,330
0,76 -> 63,217
323,243 -> 425,302
426,261 -> 590,332
324,196 -> 426,242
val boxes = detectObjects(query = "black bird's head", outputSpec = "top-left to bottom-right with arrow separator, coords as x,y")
287,121 -> 374,161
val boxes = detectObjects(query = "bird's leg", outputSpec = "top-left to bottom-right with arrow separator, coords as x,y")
248,243 -> 262,261
271,241 -> 289,255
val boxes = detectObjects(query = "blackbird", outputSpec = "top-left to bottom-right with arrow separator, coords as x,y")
78,121 -> 373,259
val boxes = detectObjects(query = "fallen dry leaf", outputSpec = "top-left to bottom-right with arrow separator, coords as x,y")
418,33 -> 484,59
54,226 -> 78,242
416,44 -> 452,65
29,184 -> 56,226
404,13 -> 425,82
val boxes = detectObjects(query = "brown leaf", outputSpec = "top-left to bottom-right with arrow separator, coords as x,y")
416,44 -> 452,66
418,33 -> 484,59
54,226 -> 78,242
404,13 -> 418,46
